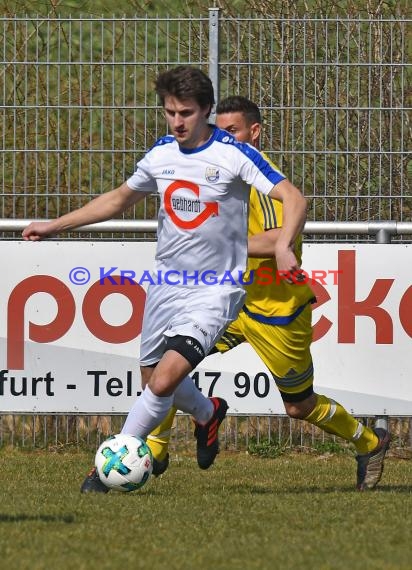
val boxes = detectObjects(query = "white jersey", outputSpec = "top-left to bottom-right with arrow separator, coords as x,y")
127,126 -> 285,282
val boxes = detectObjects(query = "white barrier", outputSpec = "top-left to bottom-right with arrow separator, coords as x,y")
1,241 -> 411,414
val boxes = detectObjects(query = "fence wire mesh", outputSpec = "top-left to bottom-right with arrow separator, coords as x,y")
1,14 -> 410,235
1,413 -> 411,454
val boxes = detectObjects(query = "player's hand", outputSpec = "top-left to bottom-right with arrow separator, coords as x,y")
274,245 -> 302,284
22,221 -> 57,241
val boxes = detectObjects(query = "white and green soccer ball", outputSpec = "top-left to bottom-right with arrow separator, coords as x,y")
95,433 -> 153,492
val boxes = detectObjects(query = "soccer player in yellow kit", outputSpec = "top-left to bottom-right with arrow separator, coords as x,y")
148,96 -> 390,491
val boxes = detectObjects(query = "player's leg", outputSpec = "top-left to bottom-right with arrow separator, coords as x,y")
138,363 -> 175,475
124,284 -> 243,470
131,363 -> 174,472
146,406 -> 177,475
147,370 -> 221,473
146,317 -> 246,474
121,349 -> 195,434
81,349 -> 204,492
131,348 -> 226,471
131,348 -> 215,472
81,285 -> 241,492
181,285 -> 244,468
80,366 -> 167,493
214,318 -> 246,354
297,394 -> 377,453
120,283 -> 218,438
300,393 -> 390,490
273,306 -> 390,487
80,286 -> 179,493
80,353 -> 188,493
242,305 -> 390,490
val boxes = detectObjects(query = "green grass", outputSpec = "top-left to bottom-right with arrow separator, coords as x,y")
0,449 -> 411,570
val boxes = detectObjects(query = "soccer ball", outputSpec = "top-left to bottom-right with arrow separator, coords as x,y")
95,433 -> 153,492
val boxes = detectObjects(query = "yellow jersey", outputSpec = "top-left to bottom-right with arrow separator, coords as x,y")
243,154 -> 315,321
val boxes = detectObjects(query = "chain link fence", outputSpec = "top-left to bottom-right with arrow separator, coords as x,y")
1,12 -> 410,234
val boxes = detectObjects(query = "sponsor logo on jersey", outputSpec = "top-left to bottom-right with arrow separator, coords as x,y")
171,197 -> 201,213
162,168 -> 175,175
164,180 -> 219,229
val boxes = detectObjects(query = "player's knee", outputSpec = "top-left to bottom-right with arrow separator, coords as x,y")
281,387 -> 316,419
284,402 -> 308,419
140,364 -> 156,388
147,373 -> 175,397
143,360 -> 179,396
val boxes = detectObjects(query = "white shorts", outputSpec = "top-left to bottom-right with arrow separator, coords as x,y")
139,283 -> 245,366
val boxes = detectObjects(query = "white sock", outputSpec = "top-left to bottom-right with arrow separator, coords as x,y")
173,375 -> 214,424
121,385 -> 173,438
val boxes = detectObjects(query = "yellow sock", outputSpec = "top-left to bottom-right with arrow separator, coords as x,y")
304,394 -> 378,454
146,406 -> 177,461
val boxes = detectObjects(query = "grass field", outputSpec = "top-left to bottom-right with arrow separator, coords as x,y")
0,448 -> 411,570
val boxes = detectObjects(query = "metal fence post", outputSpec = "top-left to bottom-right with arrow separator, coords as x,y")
208,7 -> 220,121
370,221 -> 398,434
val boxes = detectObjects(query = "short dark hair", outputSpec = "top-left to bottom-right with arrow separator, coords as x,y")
216,95 -> 261,125
155,66 -> 215,115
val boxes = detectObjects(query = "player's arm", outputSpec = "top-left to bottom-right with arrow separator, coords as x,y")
22,182 -> 147,241
247,228 -> 282,258
267,179 -> 307,274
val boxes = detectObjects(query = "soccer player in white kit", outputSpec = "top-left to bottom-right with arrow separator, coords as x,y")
22,66 -> 307,493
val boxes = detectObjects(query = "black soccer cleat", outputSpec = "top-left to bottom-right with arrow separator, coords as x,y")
356,428 -> 391,491
152,453 -> 170,477
80,466 -> 109,494
194,397 -> 228,470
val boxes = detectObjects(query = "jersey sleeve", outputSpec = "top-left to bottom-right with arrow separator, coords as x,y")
250,188 -> 283,231
251,152 -> 283,230
236,144 -> 286,195
126,152 -> 157,193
